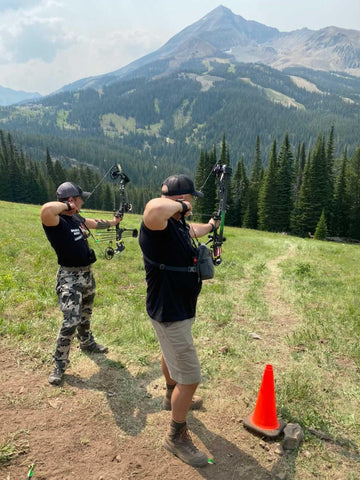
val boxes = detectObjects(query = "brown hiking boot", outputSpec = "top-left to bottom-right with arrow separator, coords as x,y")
162,394 -> 203,411
163,424 -> 208,467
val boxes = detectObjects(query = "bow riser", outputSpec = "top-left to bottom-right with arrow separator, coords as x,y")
210,164 -> 232,265
91,164 -> 138,259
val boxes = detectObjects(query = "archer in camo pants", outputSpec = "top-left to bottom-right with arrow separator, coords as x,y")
54,265 -> 96,371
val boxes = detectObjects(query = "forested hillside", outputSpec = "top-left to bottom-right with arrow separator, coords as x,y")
0,61 -> 359,185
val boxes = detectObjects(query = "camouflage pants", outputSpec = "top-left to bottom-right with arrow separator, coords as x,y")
53,266 -> 96,370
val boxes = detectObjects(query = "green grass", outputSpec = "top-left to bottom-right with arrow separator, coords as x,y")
1,200 -> 360,476
0,431 -> 29,463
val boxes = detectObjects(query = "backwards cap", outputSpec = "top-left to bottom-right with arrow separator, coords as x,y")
56,182 -> 90,200
161,174 -> 203,197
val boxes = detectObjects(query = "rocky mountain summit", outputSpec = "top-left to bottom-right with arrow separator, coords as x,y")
59,5 -> 360,93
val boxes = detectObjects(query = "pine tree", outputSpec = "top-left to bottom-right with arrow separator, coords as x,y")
291,147 -> 310,235
35,170 -> 49,205
219,134 -> 234,225
45,148 -> 55,182
53,160 -> 67,187
293,142 -> 306,203
231,155 -> 249,227
194,150 -> 207,222
347,147 -> 360,239
0,130 -> 9,163
194,148 -> 217,222
45,176 -> 56,201
204,147 -> 218,219
68,166 -> 82,186
258,140 -> 278,231
220,133 -> 229,166
101,183 -> 114,211
332,148 -> 349,237
243,136 -> 263,229
8,142 -> 24,202
274,133 -> 294,232
325,125 -> 335,233
0,131 -> 27,202
291,134 -> 328,236
314,210 -> 327,240
0,135 -> 12,201
22,153 -> 36,203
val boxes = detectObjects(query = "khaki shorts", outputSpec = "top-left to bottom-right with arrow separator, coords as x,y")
150,317 -> 201,385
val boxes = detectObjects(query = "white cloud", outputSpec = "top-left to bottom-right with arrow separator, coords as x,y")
0,0 -> 163,93
0,0 -> 73,64
0,25 -> 162,94
1,18 -> 74,63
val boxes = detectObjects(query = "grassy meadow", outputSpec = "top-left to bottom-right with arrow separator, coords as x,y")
0,200 -> 359,479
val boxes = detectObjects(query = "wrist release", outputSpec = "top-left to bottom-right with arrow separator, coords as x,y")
209,223 -> 216,233
175,200 -> 188,214
63,201 -> 71,211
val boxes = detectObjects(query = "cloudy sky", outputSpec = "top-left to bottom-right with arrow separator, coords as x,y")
0,0 -> 359,95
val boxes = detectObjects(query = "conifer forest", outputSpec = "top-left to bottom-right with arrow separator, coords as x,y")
1,126 -> 360,241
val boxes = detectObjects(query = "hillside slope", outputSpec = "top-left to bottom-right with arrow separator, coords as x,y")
2,61 -> 359,178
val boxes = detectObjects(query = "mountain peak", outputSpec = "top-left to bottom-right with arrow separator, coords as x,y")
56,6 -> 360,94
203,4 -> 237,19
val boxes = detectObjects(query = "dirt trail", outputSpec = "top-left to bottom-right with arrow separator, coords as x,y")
263,241 -> 301,354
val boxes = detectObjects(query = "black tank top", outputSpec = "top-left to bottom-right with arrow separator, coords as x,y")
139,218 -> 202,322
43,214 -> 93,267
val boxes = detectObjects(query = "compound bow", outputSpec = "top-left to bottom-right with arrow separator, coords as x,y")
205,162 -> 232,265
92,164 -> 138,260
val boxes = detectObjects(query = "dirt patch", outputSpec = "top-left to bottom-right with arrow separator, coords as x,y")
0,342 -> 297,480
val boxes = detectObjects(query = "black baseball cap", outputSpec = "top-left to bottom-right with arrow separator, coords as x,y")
56,182 -> 91,200
161,174 -> 203,197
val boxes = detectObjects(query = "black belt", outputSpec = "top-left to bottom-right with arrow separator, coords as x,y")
142,254 -> 197,273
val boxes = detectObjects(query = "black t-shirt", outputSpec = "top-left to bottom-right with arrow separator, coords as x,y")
43,214 -> 93,267
139,218 -> 202,322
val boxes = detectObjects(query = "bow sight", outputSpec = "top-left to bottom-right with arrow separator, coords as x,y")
213,163 -> 232,178
110,165 -> 129,183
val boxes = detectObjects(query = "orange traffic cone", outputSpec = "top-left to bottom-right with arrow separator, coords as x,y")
243,364 -> 286,438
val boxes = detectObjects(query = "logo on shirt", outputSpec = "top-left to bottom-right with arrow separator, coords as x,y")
71,228 -> 83,241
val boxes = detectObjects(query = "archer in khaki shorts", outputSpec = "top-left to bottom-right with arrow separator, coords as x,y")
139,174 -> 220,467
150,317 -> 201,385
